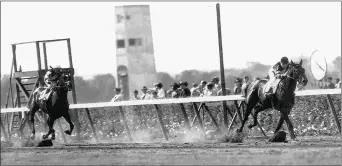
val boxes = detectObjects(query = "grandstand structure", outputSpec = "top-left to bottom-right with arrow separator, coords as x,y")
115,5 -> 158,101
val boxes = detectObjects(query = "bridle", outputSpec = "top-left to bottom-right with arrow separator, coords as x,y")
285,64 -> 306,85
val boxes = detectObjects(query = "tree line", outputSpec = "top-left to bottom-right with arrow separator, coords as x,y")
1,57 -> 340,106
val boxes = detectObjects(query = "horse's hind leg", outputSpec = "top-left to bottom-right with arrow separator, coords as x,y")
274,115 -> 284,134
237,90 -> 259,133
43,116 -> 56,140
248,104 -> 264,129
63,113 -> 74,135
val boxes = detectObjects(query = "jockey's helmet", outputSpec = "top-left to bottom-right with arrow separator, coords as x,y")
280,57 -> 289,64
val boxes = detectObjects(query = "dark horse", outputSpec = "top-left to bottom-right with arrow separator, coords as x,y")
27,67 -> 74,140
237,60 -> 308,141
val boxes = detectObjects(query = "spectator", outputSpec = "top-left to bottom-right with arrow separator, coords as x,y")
166,88 -> 173,98
151,90 -> 159,99
198,80 -> 207,96
233,78 -> 243,95
154,82 -> 166,99
132,90 -> 140,100
241,76 -> 251,97
171,82 -> 180,98
211,77 -> 220,94
335,78 -> 341,89
202,82 -> 216,97
217,87 -> 230,96
178,81 -> 191,98
111,87 -> 124,102
318,80 -> 324,89
140,86 -> 150,100
324,77 -> 335,89
190,82 -> 201,97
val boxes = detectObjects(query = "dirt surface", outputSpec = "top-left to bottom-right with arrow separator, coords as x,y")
1,136 -> 341,165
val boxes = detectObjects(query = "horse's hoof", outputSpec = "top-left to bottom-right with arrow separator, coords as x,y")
247,124 -> 253,129
64,130 -> 72,135
51,136 -> 56,140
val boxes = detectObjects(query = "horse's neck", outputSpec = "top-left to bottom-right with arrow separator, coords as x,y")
53,90 -> 68,103
284,77 -> 297,95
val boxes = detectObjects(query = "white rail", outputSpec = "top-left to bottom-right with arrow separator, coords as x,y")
1,89 -> 340,114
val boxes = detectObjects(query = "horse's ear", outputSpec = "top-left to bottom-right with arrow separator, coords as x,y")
290,60 -> 294,65
299,59 -> 303,65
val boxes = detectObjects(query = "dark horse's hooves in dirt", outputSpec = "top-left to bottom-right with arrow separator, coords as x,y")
247,124 -> 254,129
64,130 -> 72,135
269,131 -> 287,143
236,129 -> 242,133
37,139 -> 53,147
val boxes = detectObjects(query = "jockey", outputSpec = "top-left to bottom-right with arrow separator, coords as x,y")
265,56 -> 290,97
38,71 -> 53,101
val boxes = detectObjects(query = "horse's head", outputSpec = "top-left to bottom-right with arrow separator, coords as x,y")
49,68 -> 73,92
287,59 -> 308,86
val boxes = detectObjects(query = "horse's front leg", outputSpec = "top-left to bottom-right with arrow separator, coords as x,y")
42,116 -> 56,140
28,107 -> 38,140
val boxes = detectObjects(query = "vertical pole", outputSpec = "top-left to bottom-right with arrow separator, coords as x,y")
203,104 -> 222,134
0,117 -> 9,142
85,108 -> 99,143
154,104 -> 168,141
192,103 -> 206,136
216,3 -> 229,129
43,43 -> 48,70
36,42 -> 44,88
179,103 -> 191,131
118,106 -> 133,141
12,45 -> 18,72
326,94 -> 341,135
66,38 -> 81,142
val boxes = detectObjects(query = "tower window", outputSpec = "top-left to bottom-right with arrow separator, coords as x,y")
128,38 -> 142,46
116,39 -> 125,48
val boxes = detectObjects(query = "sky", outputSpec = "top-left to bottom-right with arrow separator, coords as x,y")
1,2 -> 341,79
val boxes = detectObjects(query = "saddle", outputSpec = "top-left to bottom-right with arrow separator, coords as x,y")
37,87 -> 53,101
263,78 -> 282,94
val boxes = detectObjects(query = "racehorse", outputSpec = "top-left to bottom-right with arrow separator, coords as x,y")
237,60 -> 308,141
27,67 -> 74,140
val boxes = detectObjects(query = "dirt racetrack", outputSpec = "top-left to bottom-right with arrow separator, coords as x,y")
1,136 -> 341,165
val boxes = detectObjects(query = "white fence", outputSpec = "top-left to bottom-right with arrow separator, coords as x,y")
1,89 -> 340,114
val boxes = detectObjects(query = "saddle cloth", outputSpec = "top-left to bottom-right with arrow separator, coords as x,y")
263,78 -> 281,94
37,87 -> 53,101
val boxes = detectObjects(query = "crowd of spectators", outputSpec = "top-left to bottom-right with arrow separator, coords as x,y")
111,75 -> 341,102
